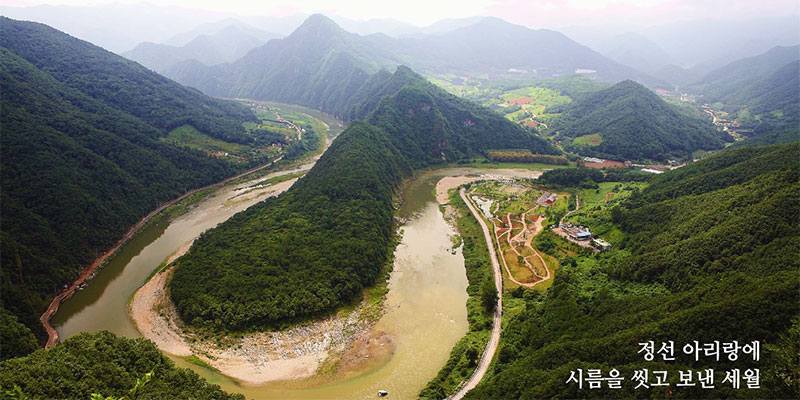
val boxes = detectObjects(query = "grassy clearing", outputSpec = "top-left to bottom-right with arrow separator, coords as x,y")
503,248 -> 535,283
572,133 -> 603,146
163,125 -> 252,155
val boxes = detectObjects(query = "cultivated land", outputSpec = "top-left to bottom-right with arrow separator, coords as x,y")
468,180 -> 566,289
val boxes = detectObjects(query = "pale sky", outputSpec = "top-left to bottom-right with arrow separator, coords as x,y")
2,0 -> 798,27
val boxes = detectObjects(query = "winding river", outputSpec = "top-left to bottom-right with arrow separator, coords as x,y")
51,163 -> 537,399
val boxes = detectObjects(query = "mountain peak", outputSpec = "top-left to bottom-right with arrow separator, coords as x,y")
294,14 -> 344,34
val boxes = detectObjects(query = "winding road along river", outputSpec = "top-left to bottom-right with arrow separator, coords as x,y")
51,165 -> 538,399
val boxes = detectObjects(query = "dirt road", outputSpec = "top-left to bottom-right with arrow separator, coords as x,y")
450,188 -> 503,400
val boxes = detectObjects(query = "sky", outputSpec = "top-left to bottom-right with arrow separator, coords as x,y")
2,0 -> 798,28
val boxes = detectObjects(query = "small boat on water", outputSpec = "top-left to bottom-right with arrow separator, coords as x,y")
377,390 -> 389,397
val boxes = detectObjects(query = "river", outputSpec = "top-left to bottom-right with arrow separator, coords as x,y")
51,166 -> 537,399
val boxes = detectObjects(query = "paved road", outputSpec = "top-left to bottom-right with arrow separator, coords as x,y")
449,188 -> 503,400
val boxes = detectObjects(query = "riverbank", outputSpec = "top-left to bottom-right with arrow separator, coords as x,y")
130,261 -> 391,385
39,154 -> 288,348
422,169 -> 544,399
129,172 -> 396,385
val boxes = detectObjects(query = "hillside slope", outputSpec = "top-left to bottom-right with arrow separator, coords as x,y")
468,143 -> 800,399
396,17 -> 660,85
1,332 -> 243,399
719,61 -> 800,134
169,67 -> 557,330
554,80 -> 728,160
172,14 -> 403,112
0,17 -> 257,343
691,45 -> 799,103
170,15 -> 663,107
123,25 -> 276,74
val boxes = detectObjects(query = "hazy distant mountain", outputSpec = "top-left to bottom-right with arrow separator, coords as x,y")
555,80 -> 727,160
710,60 -> 800,134
163,18 -> 280,47
123,25 -> 279,74
170,15 -> 662,109
0,3 -> 227,52
399,16 -> 486,37
640,16 -> 800,69
237,13 -> 312,36
563,16 -> 799,75
594,32 -> 673,73
172,14 -> 404,114
691,45 -> 800,102
331,16 -> 418,36
394,17 -> 662,85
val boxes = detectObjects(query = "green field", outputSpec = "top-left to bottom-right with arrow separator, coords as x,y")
572,133 -> 603,146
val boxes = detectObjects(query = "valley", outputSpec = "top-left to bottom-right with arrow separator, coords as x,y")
1,7 -> 798,400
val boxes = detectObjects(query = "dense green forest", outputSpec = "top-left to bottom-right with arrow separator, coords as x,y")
0,18 -> 257,347
729,129 -> 799,148
169,67 -> 557,330
537,166 -> 650,188
690,45 -> 799,105
553,80 -> 729,161
467,143 -> 800,399
0,331 -> 243,399
689,45 -> 799,135
721,61 -> 800,134
169,15 -> 659,110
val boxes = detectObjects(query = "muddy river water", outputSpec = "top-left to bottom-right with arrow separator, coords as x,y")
51,165 -> 537,399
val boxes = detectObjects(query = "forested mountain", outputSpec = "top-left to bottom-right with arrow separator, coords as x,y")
171,14 -> 403,113
554,80 -> 729,160
1,331 -> 243,399
163,18 -> 280,46
169,67 -> 558,330
392,17 -> 661,84
169,14 -> 663,105
468,143 -> 800,399
123,25 -> 277,75
592,32 -> 673,74
0,3 -> 226,53
691,45 -> 800,103
729,129 -> 800,149
0,17 -> 256,345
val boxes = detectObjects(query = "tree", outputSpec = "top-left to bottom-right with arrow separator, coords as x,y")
481,279 -> 498,313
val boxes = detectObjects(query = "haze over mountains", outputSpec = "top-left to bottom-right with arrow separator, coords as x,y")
0,1 -> 798,398
123,24 -> 280,74
5,2 -> 797,87
154,14 -> 662,106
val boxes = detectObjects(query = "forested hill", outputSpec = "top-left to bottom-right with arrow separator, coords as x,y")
690,45 -> 800,104
0,17 -> 257,346
122,25 -> 276,75
168,14 -> 662,110
712,61 -> 799,134
1,331 -> 243,399
393,17 -> 661,85
554,80 -> 729,160
468,143 -> 800,399
169,67 -> 557,330
170,14 -> 403,112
